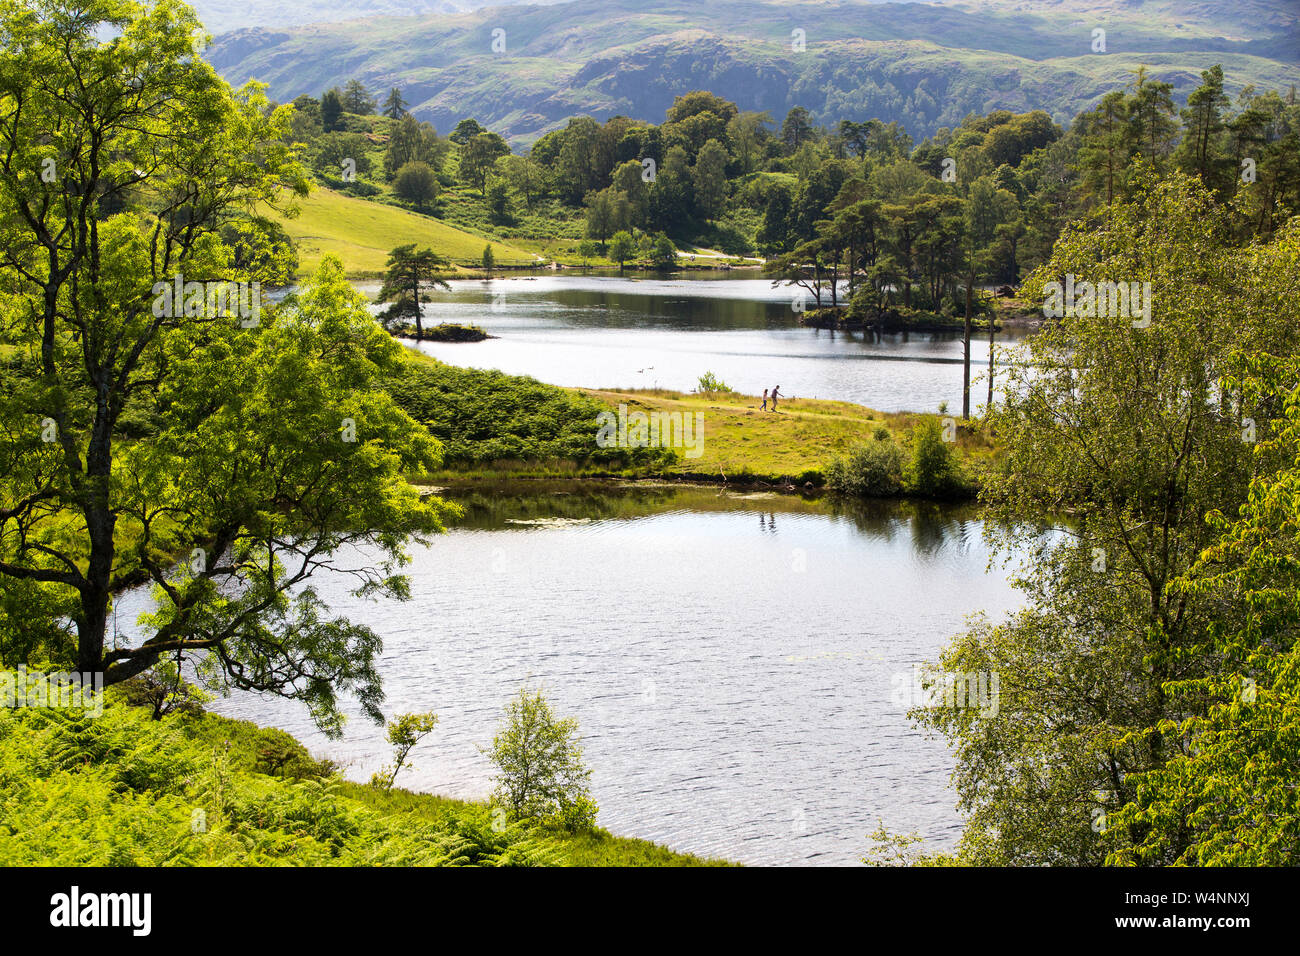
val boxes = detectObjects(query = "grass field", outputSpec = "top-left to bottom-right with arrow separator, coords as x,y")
274,187 -> 536,278
569,386 -> 997,484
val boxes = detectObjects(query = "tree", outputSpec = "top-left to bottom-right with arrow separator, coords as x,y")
1076,90 -> 1130,208
481,244 -> 495,272
312,131 -> 372,181
765,238 -> 831,308
370,712 -> 438,791
449,118 -> 485,144
839,119 -> 878,159
321,87 -> 344,131
458,132 -> 509,196
584,188 -> 630,249
728,110 -> 772,174
608,230 -> 637,272
757,183 -> 794,254
498,154 -> 548,210
646,145 -> 691,231
781,106 -> 814,152
381,87 -> 408,120
1125,67 -> 1178,166
374,244 -> 452,340
610,158 -> 649,225
384,114 -> 444,180
341,79 -> 376,115
554,117 -> 610,203
486,688 -> 597,830
1175,65 -> 1232,195
486,177 -> 512,224
393,161 -> 439,211
913,172 -> 1300,864
0,2 -> 454,734
650,233 -> 677,269
959,174 -> 1017,419
1106,336 -> 1300,864
691,138 -> 728,219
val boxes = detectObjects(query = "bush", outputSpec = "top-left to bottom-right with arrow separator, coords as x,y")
386,359 -> 674,469
903,419 -> 964,497
695,371 -> 734,394
827,435 -> 904,496
393,161 -> 439,210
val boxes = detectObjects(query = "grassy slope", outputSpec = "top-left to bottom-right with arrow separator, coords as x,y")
277,187 -> 536,277
189,709 -> 733,866
333,781 -> 733,866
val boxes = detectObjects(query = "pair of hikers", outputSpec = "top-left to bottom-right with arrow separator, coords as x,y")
760,385 -> 782,411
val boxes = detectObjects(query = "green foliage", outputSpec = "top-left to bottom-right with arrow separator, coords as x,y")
914,175 -> 1300,866
0,1 -> 453,736
694,371 -> 733,394
387,359 -> 673,470
607,230 -> 636,269
1104,347 -> 1300,865
370,711 -> 438,791
485,688 -> 597,832
321,87 -> 343,131
115,660 -> 211,721
827,434 -> 904,497
393,161 -> 440,211
902,419 -> 963,498
0,702 -> 565,866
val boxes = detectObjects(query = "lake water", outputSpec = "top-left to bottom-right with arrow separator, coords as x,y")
354,272 -> 1028,414
113,483 -> 1030,866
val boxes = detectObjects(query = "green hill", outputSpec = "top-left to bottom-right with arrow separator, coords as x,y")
278,186 -> 537,277
205,0 -> 1300,146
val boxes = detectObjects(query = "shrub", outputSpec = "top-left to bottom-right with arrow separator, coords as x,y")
695,371 -> 734,394
903,419 -> 963,497
827,435 -> 904,496
370,711 -> 438,791
386,359 -> 674,469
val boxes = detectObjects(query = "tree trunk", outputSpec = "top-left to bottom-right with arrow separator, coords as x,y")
963,277 -> 973,420
411,271 -> 423,341
79,414 -> 117,675
986,302 -> 995,413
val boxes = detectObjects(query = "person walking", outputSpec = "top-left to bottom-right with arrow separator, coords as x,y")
761,388 -> 769,411
770,385 -> 781,411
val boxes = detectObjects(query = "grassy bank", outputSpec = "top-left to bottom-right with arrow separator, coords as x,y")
396,356 -> 999,491
573,387 -> 997,486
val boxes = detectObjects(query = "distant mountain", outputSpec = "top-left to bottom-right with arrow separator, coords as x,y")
203,0 -> 1300,147
189,0 -> 571,34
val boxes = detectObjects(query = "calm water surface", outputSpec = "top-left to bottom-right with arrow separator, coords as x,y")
352,273 -> 1028,414
114,483 -> 1029,866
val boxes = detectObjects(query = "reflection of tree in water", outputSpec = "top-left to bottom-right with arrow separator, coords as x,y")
905,501 -> 969,558
824,496 -> 982,554
444,482 -> 985,551
445,482 -> 682,529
